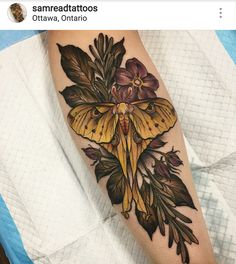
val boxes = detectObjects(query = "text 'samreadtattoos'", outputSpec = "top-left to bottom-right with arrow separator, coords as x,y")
58,33 -> 199,263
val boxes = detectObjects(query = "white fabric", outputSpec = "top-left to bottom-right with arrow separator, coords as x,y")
0,31 -> 235,263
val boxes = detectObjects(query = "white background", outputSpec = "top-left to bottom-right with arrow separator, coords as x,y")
0,1 -> 236,29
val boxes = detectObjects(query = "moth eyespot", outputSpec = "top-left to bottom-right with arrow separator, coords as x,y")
92,129 -> 96,133
111,134 -> 120,146
154,123 -> 159,127
171,108 -> 175,114
92,108 -> 101,118
133,131 -> 142,144
67,114 -> 75,124
85,125 -> 88,130
146,103 -> 155,113
161,119 -> 165,122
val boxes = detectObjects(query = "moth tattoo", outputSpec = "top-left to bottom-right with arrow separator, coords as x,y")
58,33 -> 199,263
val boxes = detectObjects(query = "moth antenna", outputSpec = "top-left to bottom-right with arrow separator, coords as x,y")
127,87 -> 133,98
111,86 -> 121,102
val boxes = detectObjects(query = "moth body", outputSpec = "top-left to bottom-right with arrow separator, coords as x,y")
115,103 -> 134,135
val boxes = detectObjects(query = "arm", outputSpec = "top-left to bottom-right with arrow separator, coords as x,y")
48,30 -> 216,264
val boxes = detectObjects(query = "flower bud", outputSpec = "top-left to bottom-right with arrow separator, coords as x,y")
82,147 -> 102,161
154,162 -> 170,179
166,150 -> 183,167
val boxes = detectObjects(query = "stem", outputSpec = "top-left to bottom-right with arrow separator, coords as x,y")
139,157 -> 158,183
148,149 -> 167,157
140,158 -> 149,174
146,151 -> 158,162
91,84 -> 104,100
137,167 -> 144,176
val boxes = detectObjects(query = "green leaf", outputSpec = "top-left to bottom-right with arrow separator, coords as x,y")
106,169 -> 126,204
95,159 -> 118,182
172,208 -> 192,223
60,85 -> 97,106
88,60 -> 103,78
97,33 -> 105,58
157,203 -> 165,236
176,238 -> 190,264
104,38 -> 126,87
168,223 -> 174,248
136,205 -> 158,240
111,38 -> 126,68
94,59 -> 104,78
181,242 -> 190,264
94,153 -> 126,204
159,174 -> 196,209
57,44 -> 95,87
89,44 -> 100,61
104,36 -> 114,59
104,53 -> 114,74
136,180 -> 158,239
87,34 -> 126,98
176,220 -> 199,245
140,179 -> 154,206
106,165 -> 126,204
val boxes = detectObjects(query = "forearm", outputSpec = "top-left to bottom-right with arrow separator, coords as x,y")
48,30 -> 215,264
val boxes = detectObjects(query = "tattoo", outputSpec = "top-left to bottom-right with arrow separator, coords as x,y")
58,33 -> 199,263
0,243 -> 10,264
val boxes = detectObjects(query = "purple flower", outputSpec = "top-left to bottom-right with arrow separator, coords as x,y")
154,162 -> 170,179
166,149 -> 183,167
115,58 -> 159,101
111,86 -> 138,103
82,147 -> 102,163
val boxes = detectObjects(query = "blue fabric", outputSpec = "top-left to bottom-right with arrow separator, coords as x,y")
0,195 -> 33,264
216,30 -> 236,64
0,30 -> 44,51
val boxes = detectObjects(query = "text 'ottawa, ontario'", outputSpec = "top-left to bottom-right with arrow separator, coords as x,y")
32,15 -> 88,22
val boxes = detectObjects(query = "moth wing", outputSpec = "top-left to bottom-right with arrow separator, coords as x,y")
102,125 -> 128,177
127,125 -> 152,177
102,125 -> 148,214
130,98 -> 177,140
68,103 -> 118,143
127,126 -> 150,214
